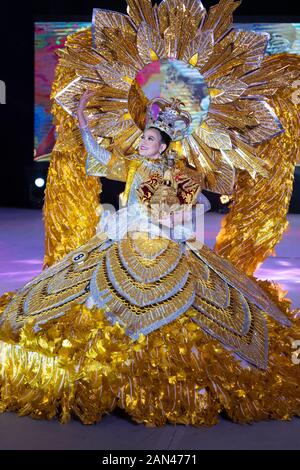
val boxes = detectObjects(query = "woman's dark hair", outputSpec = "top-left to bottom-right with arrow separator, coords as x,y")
148,127 -> 171,150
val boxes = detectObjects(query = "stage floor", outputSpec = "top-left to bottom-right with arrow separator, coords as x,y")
0,208 -> 299,450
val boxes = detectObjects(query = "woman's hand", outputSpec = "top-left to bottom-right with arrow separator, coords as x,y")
78,90 -> 95,111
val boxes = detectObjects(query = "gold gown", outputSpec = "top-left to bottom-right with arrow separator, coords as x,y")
0,157 -> 300,426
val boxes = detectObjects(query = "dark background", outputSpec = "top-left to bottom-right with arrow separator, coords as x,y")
0,0 -> 299,210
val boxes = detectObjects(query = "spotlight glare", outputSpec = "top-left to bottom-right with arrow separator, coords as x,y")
35,178 -> 45,188
220,195 -> 230,204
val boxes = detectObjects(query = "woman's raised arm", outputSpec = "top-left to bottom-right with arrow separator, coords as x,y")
77,90 -> 111,166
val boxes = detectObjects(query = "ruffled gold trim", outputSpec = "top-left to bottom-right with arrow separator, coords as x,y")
0,286 -> 299,426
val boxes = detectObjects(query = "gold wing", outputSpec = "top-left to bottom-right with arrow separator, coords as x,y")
215,54 -> 300,275
44,28 -> 102,268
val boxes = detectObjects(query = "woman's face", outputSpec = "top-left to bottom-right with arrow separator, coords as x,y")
138,128 -> 166,158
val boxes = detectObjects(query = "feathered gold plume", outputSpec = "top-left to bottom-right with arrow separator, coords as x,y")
44,28 -> 101,268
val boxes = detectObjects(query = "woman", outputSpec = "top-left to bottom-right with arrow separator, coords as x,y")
0,91 -> 299,426
78,91 -> 210,242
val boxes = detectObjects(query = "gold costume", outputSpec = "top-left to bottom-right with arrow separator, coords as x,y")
0,0 -> 300,426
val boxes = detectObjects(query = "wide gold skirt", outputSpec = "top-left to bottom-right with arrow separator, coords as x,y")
0,286 -> 299,426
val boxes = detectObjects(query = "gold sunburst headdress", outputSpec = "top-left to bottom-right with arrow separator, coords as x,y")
54,0 -> 299,195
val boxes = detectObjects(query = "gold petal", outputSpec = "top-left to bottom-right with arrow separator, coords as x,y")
209,99 -> 283,145
230,31 -> 269,79
88,112 -> 135,139
126,0 -> 159,29
200,32 -> 239,77
96,61 -> 135,92
112,125 -> 143,156
242,54 -> 300,98
89,84 -> 128,100
237,100 -> 283,145
158,0 -> 206,58
54,77 -> 88,118
180,139 -> 196,168
158,0 -> 206,36
207,151 -> 235,194
136,22 -> 165,64
202,30 -> 269,81
228,133 -> 269,177
92,9 -> 144,69
84,98 -> 128,124
183,134 -> 235,193
208,76 -> 247,104
201,0 -> 241,42
205,115 -> 231,134
220,148 -> 268,179
186,135 -> 216,174
197,122 -> 232,150
56,43 -> 102,80
208,103 -> 258,131
183,31 -> 214,70
93,9 -> 136,50
97,27 -> 144,69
